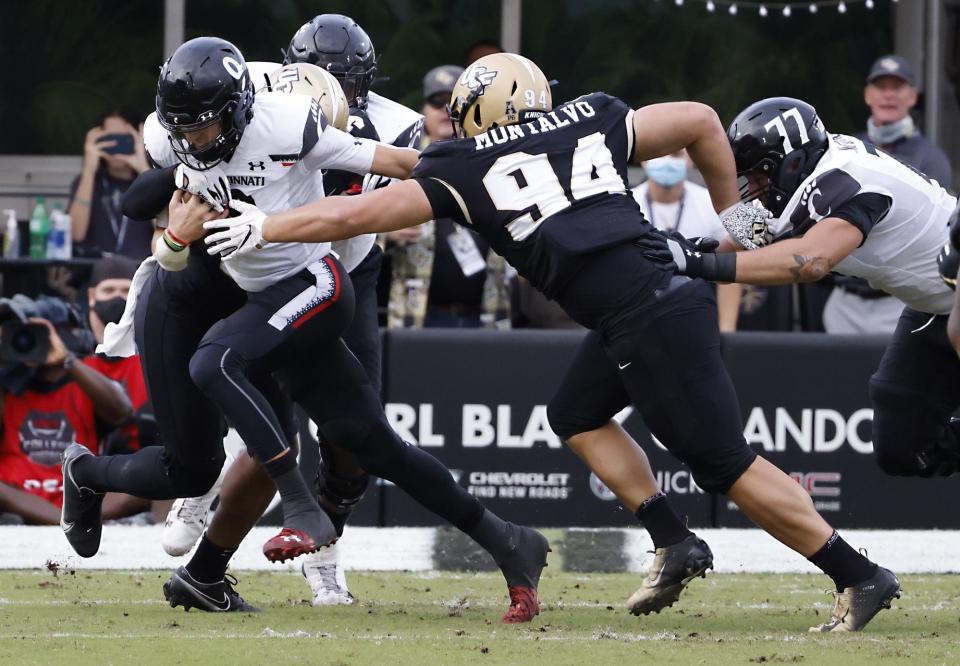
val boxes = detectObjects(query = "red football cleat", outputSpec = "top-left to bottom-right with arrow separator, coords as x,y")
502,585 -> 540,623
262,527 -> 336,563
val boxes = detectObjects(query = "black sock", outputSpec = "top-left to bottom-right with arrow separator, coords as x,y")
185,535 -> 236,584
264,452 -> 334,541
264,452 -> 312,512
467,509 -> 517,564
634,491 -> 693,549
73,447 -> 175,498
808,531 -> 878,591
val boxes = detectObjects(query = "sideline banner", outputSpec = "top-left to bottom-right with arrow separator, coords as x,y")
718,333 -> 957,529
380,329 -> 711,528
283,329 -> 956,529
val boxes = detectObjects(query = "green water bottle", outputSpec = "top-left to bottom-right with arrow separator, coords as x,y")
28,197 -> 50,259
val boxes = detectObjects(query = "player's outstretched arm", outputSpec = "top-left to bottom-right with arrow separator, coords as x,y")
204,180 -> 434,258
631,102 -> 740,214
726,218 -> 862,285
370,145 -> 420,180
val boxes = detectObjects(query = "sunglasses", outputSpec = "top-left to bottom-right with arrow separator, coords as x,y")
426,93 -> 449,109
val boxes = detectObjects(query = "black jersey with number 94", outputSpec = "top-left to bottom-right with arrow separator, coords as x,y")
412,92 -> 653,298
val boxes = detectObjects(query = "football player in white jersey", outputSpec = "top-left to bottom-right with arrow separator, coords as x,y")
644,97 -> 960,484
164,16 -> 428,607
63,37 -> 550,623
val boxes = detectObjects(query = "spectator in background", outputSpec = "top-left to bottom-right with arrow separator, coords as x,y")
84,256 -> 154,455
464,39 -> 501,66
67,109 -> 154,260
633,150 -> 741,331
823,55 -> 954,335
0,295 -> 145,524
384,66 -> 513,329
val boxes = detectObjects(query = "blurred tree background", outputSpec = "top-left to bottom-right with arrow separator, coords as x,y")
0,0 -> 892,155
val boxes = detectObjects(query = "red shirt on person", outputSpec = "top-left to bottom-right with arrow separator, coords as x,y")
84,354 -> 149,451
0,380 -> 98,507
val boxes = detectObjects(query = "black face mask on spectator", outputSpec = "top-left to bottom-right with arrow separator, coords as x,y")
93,297 -> 126,326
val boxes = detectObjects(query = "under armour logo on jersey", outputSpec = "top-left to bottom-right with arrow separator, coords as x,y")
459,64 -> 499,92
248,161 -> 265,171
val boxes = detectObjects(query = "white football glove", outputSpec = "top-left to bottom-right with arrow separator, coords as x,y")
203,200 -> 266,260
719,201 -> 774,250
174,163 -> 231,213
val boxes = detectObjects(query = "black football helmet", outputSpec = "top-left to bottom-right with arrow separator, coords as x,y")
156,37 -> 255,170
727,97 -> 828,217
283,14 -> 377,109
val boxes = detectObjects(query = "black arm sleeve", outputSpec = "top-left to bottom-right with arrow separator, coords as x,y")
830,192 -> 892,244
120,166 -> 177,221
413,177 -> 466,224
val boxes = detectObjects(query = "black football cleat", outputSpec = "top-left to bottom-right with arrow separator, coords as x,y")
60,443 -> 104,558
163,566 -> 260,613
628,534 -> 713,615
809,566 -> 901,632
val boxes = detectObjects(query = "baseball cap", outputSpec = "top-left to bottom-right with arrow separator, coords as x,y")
90,255 -> 139,286
423,65 -> 464,100
866,55 -> 916,86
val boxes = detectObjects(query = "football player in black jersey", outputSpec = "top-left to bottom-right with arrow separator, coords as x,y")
206,53 -> 898,631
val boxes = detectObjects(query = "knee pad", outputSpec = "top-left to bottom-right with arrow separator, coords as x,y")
869,379 -> 960,477
667,436 -> 757,494
188,343 -> 234,394
315,452 -> 370,536
546,397 -> 611,441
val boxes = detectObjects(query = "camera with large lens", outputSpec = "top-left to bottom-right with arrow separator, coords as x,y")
0,320 -> 50,365
0,297 -> 50,365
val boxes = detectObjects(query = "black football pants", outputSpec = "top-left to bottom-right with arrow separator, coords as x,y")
548,277 -> 756,494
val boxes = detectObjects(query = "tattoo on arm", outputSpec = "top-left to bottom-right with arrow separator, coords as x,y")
789,254 -> 835,282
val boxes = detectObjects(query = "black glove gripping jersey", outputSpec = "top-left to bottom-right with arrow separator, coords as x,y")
413,92 -> 653,298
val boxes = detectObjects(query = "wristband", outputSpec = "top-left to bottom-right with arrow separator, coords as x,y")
62,352 -> 77,371
74,197 -> 91,207
699,253 -> 738,283
155,235 -> 190,271
165,229 -> 191,248
161,232 -> 185,253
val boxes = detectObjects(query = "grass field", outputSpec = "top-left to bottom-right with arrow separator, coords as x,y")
0,561 -> 958,666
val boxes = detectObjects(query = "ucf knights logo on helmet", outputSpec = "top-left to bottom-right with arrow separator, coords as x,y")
460,64 -> 499,91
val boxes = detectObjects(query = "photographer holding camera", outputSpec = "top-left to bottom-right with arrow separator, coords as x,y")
67,109 -> 154,260
0,295 -> 137,524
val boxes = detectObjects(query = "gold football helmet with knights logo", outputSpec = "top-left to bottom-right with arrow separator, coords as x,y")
268,62 -> 350,131
448,53 -> 552,138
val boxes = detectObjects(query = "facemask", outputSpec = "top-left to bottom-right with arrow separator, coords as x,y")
93,297 -> 126,326
867,115 -> 915,146
645,156 -> 688,187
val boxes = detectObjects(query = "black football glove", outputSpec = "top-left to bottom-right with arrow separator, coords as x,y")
635,229 -> 730,280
